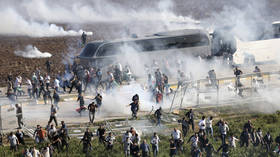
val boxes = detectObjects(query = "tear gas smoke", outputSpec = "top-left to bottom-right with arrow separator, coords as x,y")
14,45 -> 52,58
0,0 -> 199,37
203,0 -> 270,41
0,8 -> 93,37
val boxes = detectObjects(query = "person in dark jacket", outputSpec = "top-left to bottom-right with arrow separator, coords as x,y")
88,102 -> 97,123
217,141 -> 230,157
186,109 -> 195,131
131,141 -> 140,157
263,131 -> 273,152
154,107 -> 162,126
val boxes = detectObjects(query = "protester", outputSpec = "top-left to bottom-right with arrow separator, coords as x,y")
48,104 -> 58,127
8,132 -> 19,151
198,116 -> 206,133
88,102 -> 97,123
15,104 -> 24,129
186,109 -> 195,131
97,125 -> 106,145
151,132 -> 160,157
219,121 -> 229,145
124,137 -> 132,157
206,116 -> 213,137
15,129 -> 25,145
140,140 -> 150,157
105,132 -> 115,150
181,117 -> 189,138
154,107 -> 162,126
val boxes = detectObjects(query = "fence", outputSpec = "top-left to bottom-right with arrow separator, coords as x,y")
169,71 -> 280,112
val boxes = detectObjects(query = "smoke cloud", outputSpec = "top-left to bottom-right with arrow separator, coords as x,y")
0,0 -> 199,37
204,0 -> 270,41
0,8 -> 92,37
14,45 -> 52,58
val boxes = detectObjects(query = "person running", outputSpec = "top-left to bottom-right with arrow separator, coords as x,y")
105,132 -> 115,151
43,90 -> 52,105
205,141 -> 215,157
97,125 -> 106,145
198,116 -> 206,133
181,117 -> 189,138
171,128 -> 181,151
217,141 -> 230,157
129,100 -> 139,119
77,93 -> 86,115
240,128 -> 250,147
80,128 -> 93,154
15,104 -> 24,129
88,102 -> 97,123
48,104 -> 58,127
93,93 -> 103,107
154,107 -> 162,126
151,132 -> 160,157
229,134 -> 239,148
53,90 -> 60,109
219,121 -> 229,145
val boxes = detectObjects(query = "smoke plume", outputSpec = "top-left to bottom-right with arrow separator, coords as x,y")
14,45 -> 52,58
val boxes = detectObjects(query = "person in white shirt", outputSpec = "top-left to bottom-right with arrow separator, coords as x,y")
105,132 -> 115,150
45,74 -> 51,91
171,128 -> 181,140
229,135 -> 239,148
206,116 -> 213,137
31,146 -> 41,157
26,79 -> 32,99
219,121 -> 229,144
41,146 -> 50,157
151,132 -> 160,157
198,116 -> 206,133
171,128 -> 181,150
8,132 -> 19,151
54,78 -> 60,92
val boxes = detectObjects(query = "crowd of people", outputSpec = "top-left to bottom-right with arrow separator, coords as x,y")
2,49 -> 274,157
5,107 -> 280,157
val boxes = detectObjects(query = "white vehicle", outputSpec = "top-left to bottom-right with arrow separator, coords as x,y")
233,38 -> 280,65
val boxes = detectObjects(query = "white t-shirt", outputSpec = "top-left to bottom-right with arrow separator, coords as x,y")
32,149 -> 41,157
171,130 -> 181,140
45,76 -> 50,84
42,147 -> 50,157
8,135 -> 18,146
151,135 -> 160,146
198,119 -> 206,130
27,79 -> 32,89
54,79 -> 60,88
229,136 -> 238,147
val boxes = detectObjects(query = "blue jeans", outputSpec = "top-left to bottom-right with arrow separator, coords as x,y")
157,117 -> 161,126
